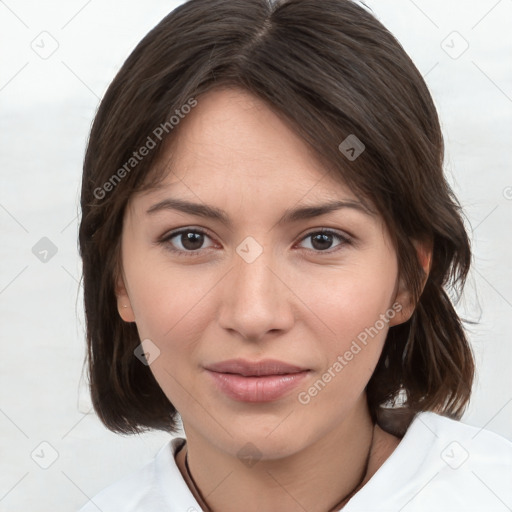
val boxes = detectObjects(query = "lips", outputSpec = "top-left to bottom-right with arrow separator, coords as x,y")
204,358 -> 310,402
205,358 -> 308,377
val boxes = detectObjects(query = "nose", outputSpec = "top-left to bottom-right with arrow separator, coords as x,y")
217,245 -> 295,342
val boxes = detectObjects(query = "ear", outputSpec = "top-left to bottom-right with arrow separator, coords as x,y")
388,237 -> 433,327
115,272 -> 136,323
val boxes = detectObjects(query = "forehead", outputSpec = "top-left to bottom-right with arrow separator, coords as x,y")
139,87 -> 361,204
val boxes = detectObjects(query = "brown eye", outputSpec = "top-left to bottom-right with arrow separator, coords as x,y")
178,231 -> 206,251
161,228 -> 215,256
299,230 -> 351,253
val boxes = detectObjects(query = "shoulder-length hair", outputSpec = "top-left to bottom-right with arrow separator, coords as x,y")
79,0 -> 474,436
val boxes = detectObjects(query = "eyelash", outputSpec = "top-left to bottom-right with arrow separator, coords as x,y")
158,227 -> 352,258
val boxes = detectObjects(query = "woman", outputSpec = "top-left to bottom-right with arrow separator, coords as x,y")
78,0 -> 512,510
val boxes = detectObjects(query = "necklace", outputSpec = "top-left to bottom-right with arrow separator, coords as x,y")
181,424 -> 375,512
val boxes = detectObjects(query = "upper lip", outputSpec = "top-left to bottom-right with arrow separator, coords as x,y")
205,358 -> 309,377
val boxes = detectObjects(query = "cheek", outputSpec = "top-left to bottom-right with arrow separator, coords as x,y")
126,263 -> 215,407
296,259 -> 398,401
296,275 -> 397,409
126,256 -> 217,347
304,262 -> 398,340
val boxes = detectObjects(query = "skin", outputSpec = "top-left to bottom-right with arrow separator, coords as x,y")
115,87 -> 430,512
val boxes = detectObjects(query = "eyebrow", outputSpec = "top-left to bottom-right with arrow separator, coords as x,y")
146,197 -> 374,227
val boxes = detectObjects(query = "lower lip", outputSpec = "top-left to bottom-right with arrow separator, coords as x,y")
206,370 -> 310,402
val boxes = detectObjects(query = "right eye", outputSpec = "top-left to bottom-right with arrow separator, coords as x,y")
159,227 -> 217,257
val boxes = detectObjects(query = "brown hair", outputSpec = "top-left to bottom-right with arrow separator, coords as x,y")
79,0 -> 474,436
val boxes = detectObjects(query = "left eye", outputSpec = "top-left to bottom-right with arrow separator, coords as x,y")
298,230 -> 350,252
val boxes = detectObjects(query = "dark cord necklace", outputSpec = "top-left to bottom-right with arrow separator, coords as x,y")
182,424 -> 375,512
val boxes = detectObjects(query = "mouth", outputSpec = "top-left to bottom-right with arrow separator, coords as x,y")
204,358 -> 310,402
204,358 -> 309,377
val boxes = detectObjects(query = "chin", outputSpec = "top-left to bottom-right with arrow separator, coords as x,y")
211,414 -> 317,461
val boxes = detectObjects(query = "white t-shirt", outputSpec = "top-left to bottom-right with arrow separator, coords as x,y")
78,411 -> 512,511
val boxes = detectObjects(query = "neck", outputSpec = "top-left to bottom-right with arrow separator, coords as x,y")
176,396 -> 390,512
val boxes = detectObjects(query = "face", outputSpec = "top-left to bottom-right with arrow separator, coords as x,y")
116,87 -> 413,459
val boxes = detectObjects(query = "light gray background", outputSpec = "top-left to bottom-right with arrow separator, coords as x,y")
1,0 -> 511,510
